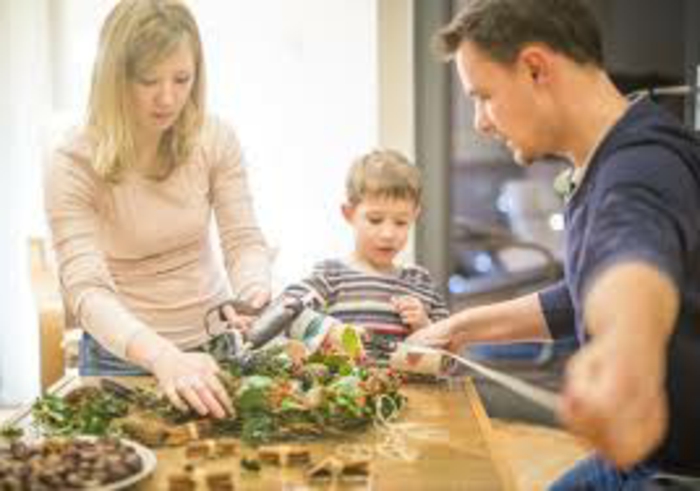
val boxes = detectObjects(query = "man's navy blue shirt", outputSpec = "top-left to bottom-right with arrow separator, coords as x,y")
539,98 -> 700,474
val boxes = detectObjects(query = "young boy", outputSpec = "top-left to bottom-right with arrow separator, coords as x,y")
282,149 -> 449,359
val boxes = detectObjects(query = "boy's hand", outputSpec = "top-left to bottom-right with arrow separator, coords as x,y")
392,295 -> 430,331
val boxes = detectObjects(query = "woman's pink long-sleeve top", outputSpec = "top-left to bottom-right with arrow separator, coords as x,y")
44,117 -> 272,358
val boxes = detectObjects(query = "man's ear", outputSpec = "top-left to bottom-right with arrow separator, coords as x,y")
519,45 -> 551,85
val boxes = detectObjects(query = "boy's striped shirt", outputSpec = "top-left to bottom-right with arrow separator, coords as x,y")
283,259 -> 449,340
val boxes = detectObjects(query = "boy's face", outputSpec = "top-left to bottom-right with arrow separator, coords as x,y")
343,196 -> 419,272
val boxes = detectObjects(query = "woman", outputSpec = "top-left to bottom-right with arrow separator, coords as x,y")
44,0 -> 272,419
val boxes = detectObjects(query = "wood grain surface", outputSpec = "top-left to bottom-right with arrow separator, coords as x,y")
13,376 -> 518,490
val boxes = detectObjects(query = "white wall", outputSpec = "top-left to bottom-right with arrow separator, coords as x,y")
0,0 -> 381,403
378,0 -> 415,262
191,0 -> 378,290
0,0 -> 53,403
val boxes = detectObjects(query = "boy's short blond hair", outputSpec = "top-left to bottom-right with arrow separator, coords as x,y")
345,149 -> 422,207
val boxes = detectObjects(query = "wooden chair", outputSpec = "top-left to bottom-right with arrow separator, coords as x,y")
28,237 -> 70,392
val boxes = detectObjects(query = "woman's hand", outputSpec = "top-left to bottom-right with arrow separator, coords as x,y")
392,295 -> 430,331
247,288 -> 271,311
151,349 -> 233,419
220,288 -> 272,332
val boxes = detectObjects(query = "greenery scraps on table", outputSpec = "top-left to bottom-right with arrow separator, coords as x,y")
0,425 -> 23,441
31,387 -> 129,437
30,346 -> 405,446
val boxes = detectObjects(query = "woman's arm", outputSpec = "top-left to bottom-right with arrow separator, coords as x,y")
45,146 -> 231,418
45,148 -> 153,359
208,120 -> 272,307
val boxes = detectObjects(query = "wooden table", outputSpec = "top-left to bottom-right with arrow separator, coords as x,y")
10,374 -> 522,490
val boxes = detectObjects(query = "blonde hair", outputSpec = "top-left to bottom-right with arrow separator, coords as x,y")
87,0 -> 206,182
345,149 -> 422,207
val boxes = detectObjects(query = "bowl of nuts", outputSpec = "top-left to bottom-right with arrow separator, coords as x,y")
0,435 -> 156,490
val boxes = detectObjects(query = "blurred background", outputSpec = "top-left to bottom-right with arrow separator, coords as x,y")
1,0 -> 698,405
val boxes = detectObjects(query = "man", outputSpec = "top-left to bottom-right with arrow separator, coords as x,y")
408,0 -> 700,487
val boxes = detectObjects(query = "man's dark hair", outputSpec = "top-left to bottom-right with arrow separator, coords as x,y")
435,0 -> 603,66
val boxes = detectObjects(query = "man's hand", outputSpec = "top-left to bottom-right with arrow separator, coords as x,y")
152,349 -> 233,419
392,295 -> 430,331
405,317 -> 464,351
563,261 -> 679,468
560,330 -> 668,468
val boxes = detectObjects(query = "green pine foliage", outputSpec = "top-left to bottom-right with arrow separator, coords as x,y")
30,348 -> 405,446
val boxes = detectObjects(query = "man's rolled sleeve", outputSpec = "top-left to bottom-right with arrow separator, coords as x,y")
538,280 -> 576,339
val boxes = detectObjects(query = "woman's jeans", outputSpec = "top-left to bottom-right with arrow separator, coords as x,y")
78,332 -> 147,376
550,454 -> 658,490
78,331 -> 238,376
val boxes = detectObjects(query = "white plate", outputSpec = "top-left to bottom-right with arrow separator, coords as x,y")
97,437 -> 158,491
2,436 -> 158,490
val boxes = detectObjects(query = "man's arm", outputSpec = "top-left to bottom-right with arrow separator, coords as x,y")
407,291 -> 552,350
561,261 -> 679,468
